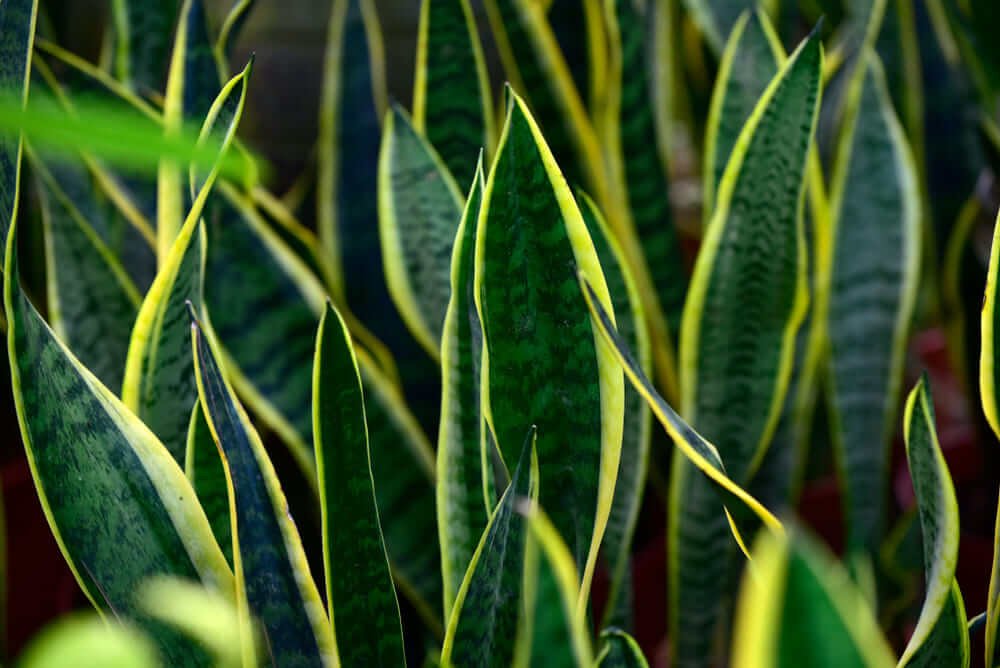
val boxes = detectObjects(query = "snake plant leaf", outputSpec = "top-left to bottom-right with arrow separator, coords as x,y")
518,507 -> 592,668
482,0 -> 604,201
979,205 -> 1000,440
122,61 -> 250,463
18,615 -> 159,668
731,529 -> 895,668
110,0 -> 180,95
412,0 -> 495,186
601,0 -> 687,389
0,0 -> 37,251
986,490 -> 1000,667
190,313 -> 335,668
217,0 -> 258,61
577,191 -> 651,631
596,629 -> 648,668
474,92 -> 624,604
5,225 -> 233,665
438,157 -> 487,617
441,427 -> 538,668
546,0 -> 604,113
826,52 -> 920,557
32,153 -> 140,391
377,104 -> 464,357
897,375 -> 968,668
702,9 -> 782,224
681,0 -> 777,53
314,302 -> 405,666
184,400 -> 233,568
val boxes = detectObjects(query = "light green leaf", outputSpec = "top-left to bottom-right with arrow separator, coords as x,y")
980,199 -> 1000,442
474,91 -> 624,606
377,104 -> 464,358
190,313 -> 336,668
985,489 -> 1000,667
413,0 -> 495,186
441,427 -> 538,668
314,302 -> 405,666
681,0 -> 777,53
17,615 -> 159,668
216,0 -> 258,61
731,529 -> 895,667
576,191 -> 651,631
898,375 -> 968,668
826,51 -> 921,556
110,0 -> 180,95
184,400 -> 232,568
122,60 -> 250,463
596,629 -> 648,668
437,157 -> 488,617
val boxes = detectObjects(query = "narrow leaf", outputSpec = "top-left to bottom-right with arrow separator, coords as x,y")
217,0 -> 258,61
0,0 -> 37,249
184,400 -> 233,568
681,0 -> 777,54
111,0 -> 180,94
314,302 -> 405,666
596,629 -> 648,668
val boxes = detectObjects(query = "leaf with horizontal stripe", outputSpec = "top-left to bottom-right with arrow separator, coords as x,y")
314,302 -> 405,666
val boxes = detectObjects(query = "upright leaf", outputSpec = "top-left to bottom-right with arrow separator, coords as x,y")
596,629 -> 648,667
412,0 -> 495,186
441,428 -> 538,668
216,0 -> 259,61
122,62 -> 249,462
826,52 -> 921,557
184,400 -> 232,568
475,92 -> 624,603
980,205 -> 1000,440
438,158 -> 488,616
191,314 -> 335,668
314,303 -> 405,666
110,0 -> 181,95
985,488 -> 1000,667
898,376 -> 968,668
377,105 -> 464,357
681,0 -> 777,53
672,29 -> 821,667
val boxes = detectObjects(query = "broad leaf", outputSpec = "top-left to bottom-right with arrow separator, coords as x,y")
110,0 -> 181,95
191,314 -> 335,668
413,0 -> 495,186
475,92 -> 624,603
314,303 -> 405,666
377,104 -> 464,357
18,616 -> 159,668
596,629 -> 648,668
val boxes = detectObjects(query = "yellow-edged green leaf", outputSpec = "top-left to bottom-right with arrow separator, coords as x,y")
216,0 -> 258,62
898,375 -> 968,668
826,51 -> 920,556
5,224 -> 233,665
985,489 -> 1000,667
438,156 -> 488,617
377,104 -> 464,357
731,529 -> 895,667
577,191 -> 651,631
184,400 -> 232,568
980,202 -> 1000,441
190,313 -> 336,668
110,0 -> 180,94
600,0 -> 686,393
17,615 -> 159,668
32,152 -> 140,391
681,0 -> 777,53
441,427 -> 538,668
122,60 -> 249,463
596,629 -> 648,668
413,0 -> 495,186
474,92 -> 624,605
314,302 -> 405,666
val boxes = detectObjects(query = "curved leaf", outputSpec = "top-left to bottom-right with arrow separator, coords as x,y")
438,158 -> 488,616
441,427 -> 538,668
596,629 -> 648,668
216,0 -> 258,61
110,0 -> 180,95
980,203 -> 1000,440
191,314 -> 335,668
377,104 -> 464,357
681,0 -> 777,53
314,303 -> 405,666
474,92 -> 624,605
184,400 -> 232,568
826,52 -> 921,556
412,0 -> 495,186
898,375 -> 967,667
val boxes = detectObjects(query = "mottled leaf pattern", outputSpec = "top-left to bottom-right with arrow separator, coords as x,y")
0,0 -> 37,249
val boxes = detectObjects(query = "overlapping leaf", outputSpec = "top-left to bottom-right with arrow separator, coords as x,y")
184,400 -> 232,568
596,629 -> 648,668
110,0 -> 181,95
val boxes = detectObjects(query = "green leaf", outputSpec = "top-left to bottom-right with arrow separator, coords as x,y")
216,0 -> 258,61
122,61 -> 250,463
576,191 -> 651,631
190,313 -> 336,668
898,375 -> 968,667
437,157 -> 488,617
413,0 -> 495,186
985,490 -> 1000,667
596,629 -> 648,668
731,529 -> 895,667
184,400 -> 232,568
18,615 -> 159,668
5,224 -> 232,665
474,92 -> 624,604
671,28 -> 820,666
111,0 -> 180,95
314,302 -> 406,666
0,0 -> 37,250
980,202 -> 1000,441
32,152 -> 141,391
441,426 -> 538,668
377,104 -> 464,357
825,51 -> 921,555
681,0 -> 777,53
702,9 -> 782,223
